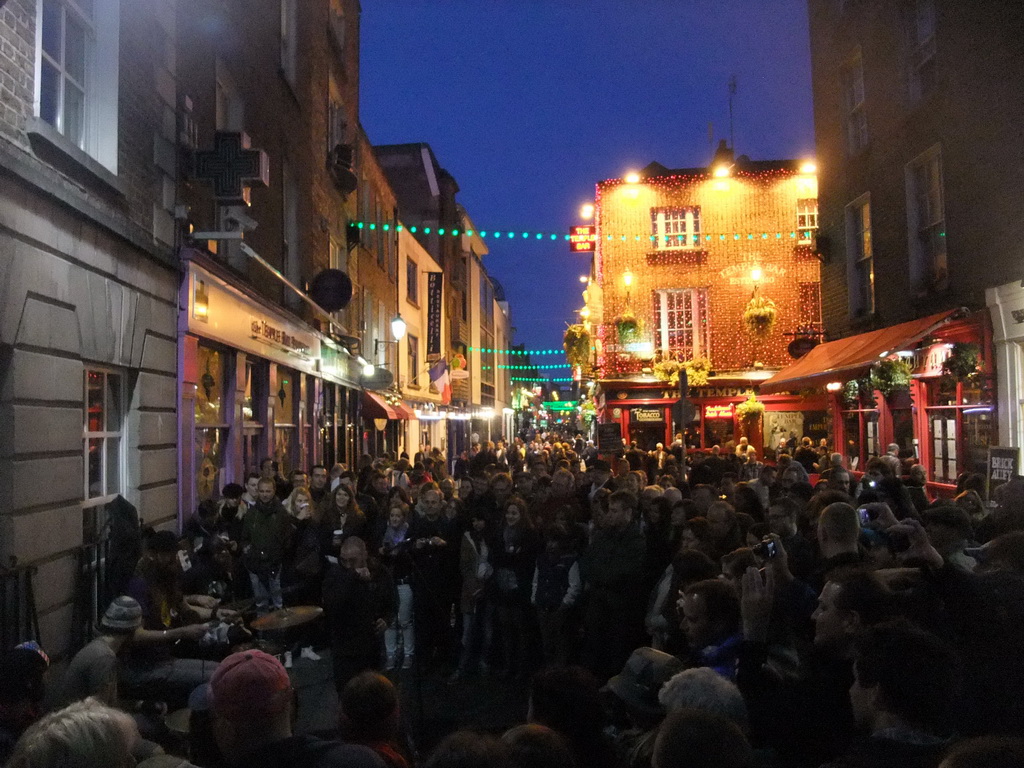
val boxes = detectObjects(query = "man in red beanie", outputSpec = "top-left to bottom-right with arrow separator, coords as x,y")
209,650 -> 383,767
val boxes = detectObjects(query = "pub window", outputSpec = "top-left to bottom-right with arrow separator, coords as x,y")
84,368 -> 124,505
274,367 -> 298,478
195,344 -> 229,502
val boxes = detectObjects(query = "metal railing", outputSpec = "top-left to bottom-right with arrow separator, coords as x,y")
0,564 -> 40,651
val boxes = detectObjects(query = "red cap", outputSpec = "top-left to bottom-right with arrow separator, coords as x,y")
210,650 -> 291,719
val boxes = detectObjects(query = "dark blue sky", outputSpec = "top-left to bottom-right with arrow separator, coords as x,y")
360,0 -> 815,355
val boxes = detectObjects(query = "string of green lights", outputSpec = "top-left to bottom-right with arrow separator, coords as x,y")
353,220 -> 815,243
498,364 -> 571,370
468,346 -> 563,355
510,376 -> 575,383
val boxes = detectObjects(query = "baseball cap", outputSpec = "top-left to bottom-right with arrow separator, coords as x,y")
100,595 -> 143,633
604,647 -> 685,716
210,650 -> 291,720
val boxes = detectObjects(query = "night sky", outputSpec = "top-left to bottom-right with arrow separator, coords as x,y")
360,0 -> 815,357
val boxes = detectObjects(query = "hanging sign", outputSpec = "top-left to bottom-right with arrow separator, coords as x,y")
569,225 -> 596,252
631,408 -> 664,423
704,403 -> 735,419
426,272 -> 443,355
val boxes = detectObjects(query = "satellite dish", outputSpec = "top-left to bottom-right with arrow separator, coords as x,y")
309,269 -> 353,312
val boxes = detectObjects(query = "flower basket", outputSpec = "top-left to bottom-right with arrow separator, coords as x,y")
615,312 -> 642,346
743,296 -> 777,338
735,393 -> 765,424
942,342 -> 981,383
871,358 -> 913,400
563,324 -> 592,368
653,359 -> 682,385
685,356 -> 712,388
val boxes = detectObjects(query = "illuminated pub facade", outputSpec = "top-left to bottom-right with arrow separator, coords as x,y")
589,147 -> 828,455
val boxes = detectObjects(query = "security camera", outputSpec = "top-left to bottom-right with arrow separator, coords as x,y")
223,210 -> 258,232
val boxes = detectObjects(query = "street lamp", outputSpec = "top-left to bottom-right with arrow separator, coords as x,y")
750,267 -> 762,284
390,314 -> 407,341
580,203 -> 595,220
623,270 -> 634,288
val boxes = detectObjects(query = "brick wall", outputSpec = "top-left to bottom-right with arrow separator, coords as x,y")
595,171 -> 821,374
810,0 -> 1024,336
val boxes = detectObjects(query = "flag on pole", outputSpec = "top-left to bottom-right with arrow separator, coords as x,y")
429,359 -> 451,405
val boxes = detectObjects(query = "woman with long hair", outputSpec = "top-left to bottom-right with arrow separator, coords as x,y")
491,495 -> 540,679
379,502 -> 415,671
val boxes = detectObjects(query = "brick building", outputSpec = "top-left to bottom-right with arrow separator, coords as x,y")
0,0 -> 181,655
762,0 -> 1022,488
590,147 -> 824,454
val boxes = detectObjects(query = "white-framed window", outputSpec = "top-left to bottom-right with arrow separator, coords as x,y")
905,145 -> 946,291
846,194 -> 874,317
797,198 -> 818,239
842,50 -> 868,155
909,0 -> 937,101
84,368 -> 124,505
653,288 -> 710,359
215,59 -> 244,131
407,334 -> 420,387
280,0 -> 297,87
407,258 -> 419,304
35,0 -> 119,172
651,207 -> 701,250
328,73 -> 346,151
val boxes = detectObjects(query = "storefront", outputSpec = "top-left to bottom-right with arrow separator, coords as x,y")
762,309 -> 993,493
180,254 -> 361,515
988,280 -> 1024,461
596,379 -> 829,455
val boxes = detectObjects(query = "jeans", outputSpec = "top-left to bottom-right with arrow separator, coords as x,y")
249,569 -> 283,613
120,657 -> 219,710
458,598 -> 494,673
384,583 -> 415,660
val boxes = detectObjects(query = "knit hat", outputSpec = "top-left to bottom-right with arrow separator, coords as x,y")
100,596 -> 143,633
210,650 -> 291,720
604,647 -> 685,716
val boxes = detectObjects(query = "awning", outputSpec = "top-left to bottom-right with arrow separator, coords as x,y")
393,402 -> 416,419
361,391 -> 410,420
759,310 -> 960,394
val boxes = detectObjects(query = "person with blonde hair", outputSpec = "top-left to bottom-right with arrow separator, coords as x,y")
6,698 -> 139,768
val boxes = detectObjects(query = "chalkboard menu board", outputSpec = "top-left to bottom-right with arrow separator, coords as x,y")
597,422 -> 623,453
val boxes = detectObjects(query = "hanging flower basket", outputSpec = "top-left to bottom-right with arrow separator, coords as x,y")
735,393 -> 765,423
615,312 -> 642,346
653,359 -> 683,385
842,380 -> 861,408
871,358 -> 913,400
941,342 -> 981,383
563,324 -> 592,368
743,296 -> 777,338
685,356 -> 712,388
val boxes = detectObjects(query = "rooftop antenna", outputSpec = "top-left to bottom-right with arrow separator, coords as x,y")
728,75 -> 737,150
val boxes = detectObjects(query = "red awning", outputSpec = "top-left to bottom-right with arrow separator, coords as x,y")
393,402 -> 416,420
759,310 -> 960,394
362,391 -> 403,420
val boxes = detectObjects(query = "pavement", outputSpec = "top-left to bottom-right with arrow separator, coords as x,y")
290,653 -> 530,755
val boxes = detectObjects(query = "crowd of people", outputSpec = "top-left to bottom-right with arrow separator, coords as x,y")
3,433 -> 1024,768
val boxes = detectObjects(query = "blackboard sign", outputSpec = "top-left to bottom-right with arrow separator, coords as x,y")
987,446 -> 1019,501
597,422 -> 623,453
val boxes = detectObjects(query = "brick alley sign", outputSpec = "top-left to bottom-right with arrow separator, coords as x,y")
569,225 -> 596,252
987,446 -> 1019,501
426,272 -> 443,356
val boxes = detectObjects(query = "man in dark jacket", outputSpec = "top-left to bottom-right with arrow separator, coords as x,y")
323,537 -> 395,696
241,478 -> 292,613
580,489 -> 647,682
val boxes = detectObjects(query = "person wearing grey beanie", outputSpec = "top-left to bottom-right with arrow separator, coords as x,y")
58,596 -> 142,708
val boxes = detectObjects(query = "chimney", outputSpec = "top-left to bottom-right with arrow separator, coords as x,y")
711,139 -> 734,167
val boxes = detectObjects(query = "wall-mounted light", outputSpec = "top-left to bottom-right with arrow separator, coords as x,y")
750,267 -> 762,283
391,314 -> 407,341
623,270 -> 634,288
825,381 -> 843,392
624,172 -> 640,184
800,161 -> 817,174
580,203 -> 595,219
713,165 -> 732,178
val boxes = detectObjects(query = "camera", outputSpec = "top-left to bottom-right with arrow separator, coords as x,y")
858,507 -> 877,524
752,537 -> 778,559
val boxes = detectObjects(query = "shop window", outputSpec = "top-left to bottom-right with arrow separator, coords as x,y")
274,367 -> 298,477
841,408 -> 880,471
243,359 -> 266,474
924,378 -> 993,484
84,368 -> 123,504
195,345 -> 229,501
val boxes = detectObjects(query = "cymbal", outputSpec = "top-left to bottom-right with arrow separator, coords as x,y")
250,605 -> 324,631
